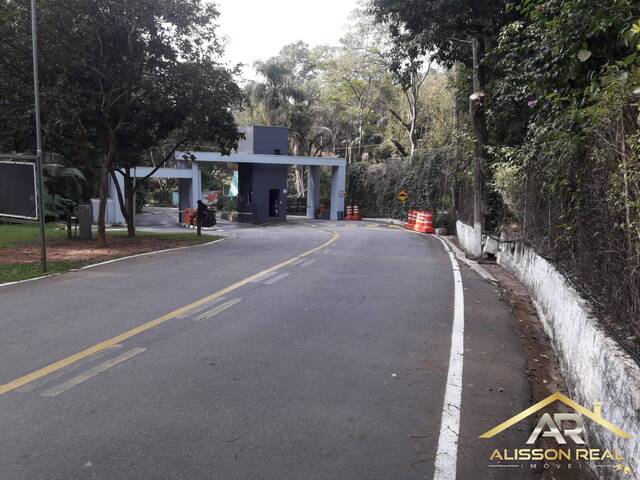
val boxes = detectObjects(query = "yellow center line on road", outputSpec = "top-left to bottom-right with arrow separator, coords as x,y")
0,229 -> 339,397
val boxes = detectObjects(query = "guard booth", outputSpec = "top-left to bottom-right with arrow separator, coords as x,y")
237,163 -> 288,223
184,126 -> 347,224
103,125 -> 346,225
236,126 -> 289,223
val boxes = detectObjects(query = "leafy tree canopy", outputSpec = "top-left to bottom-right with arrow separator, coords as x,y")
369,0 -> 510,67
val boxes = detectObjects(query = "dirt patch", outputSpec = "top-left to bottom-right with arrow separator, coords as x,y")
0,236 -> 208,265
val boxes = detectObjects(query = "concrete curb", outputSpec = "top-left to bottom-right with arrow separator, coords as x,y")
181,223 -> 220,231
438,236 -> 498,283
0,235 -> 228,289
362,217 -> 404,226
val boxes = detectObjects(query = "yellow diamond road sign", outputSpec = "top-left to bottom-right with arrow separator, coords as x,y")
397,190 -> 408,202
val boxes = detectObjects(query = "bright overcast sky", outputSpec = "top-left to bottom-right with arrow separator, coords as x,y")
215,0 -> 361,80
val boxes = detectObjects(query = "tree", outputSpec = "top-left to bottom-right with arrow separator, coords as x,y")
250,42 -> 336,196
236,8 -> 453,167
369,0 -> 510,71
322,29 -> 390,162
386,44 -> 434,160
417,74 -> 455,150
0,0 -> 242,244
110,59 -> 242,237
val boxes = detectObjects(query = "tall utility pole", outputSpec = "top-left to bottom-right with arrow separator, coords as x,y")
469,37 -> 486,259
447,37 -> 485,257
31,0 -> 47,272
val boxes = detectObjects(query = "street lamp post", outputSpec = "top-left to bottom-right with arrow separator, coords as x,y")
31,0 -> 47,272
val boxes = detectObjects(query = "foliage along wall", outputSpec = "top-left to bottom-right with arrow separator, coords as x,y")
346,147 -> 455,228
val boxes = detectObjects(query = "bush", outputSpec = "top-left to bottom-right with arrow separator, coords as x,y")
346,148 -> 455,222
222,198 -> 237,212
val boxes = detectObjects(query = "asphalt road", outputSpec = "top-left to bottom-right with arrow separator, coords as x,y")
135,206 -> 180,228
0,221 -> 535,479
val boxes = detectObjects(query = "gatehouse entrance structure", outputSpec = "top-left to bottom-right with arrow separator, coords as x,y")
104,126 -> 346,225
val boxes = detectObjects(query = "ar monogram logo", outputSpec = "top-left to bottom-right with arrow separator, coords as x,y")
526,413 -> 585,445
479,392 -> 631,442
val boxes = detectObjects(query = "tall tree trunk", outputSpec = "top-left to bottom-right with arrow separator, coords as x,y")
98,130 -> 118,247
295,166 -> 305,198
125,173 -> 136,237
452,81 -> 463,219
358,120 -> 363,161
110,170 -> 135,237
409,105 -> 417,161
97,163 -> 109,247
292,141 -> 306,197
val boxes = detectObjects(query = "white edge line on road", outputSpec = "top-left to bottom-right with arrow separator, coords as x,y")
438,236 -> 497,283
0,235 -> 230,289
433,236 -> 465,480
40,347 -> 146,397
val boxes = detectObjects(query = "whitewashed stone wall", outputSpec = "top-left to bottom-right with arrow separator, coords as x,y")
456,221 -> 477,256
497,242 -> 640,479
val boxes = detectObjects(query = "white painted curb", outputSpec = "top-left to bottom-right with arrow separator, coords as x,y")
439,236 -> 498,283
361,217 -> 404,226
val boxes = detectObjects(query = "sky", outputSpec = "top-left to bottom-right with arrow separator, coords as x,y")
215,0 -> 361,80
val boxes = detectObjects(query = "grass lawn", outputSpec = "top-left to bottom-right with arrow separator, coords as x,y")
0,222 -> 220,284
0,223 -> 67,248
0,260 -> 87,283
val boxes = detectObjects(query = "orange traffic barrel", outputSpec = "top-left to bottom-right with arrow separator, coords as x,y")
345,205 -> 353,221
185,208 -> 192,225
353,205 -> 361,221
414,211 -> 435,234
424,211 -> 435,234
413,211 -> 425,233
405,210 -> 416,230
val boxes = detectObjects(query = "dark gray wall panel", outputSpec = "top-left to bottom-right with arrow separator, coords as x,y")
0,162 -> 37,219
